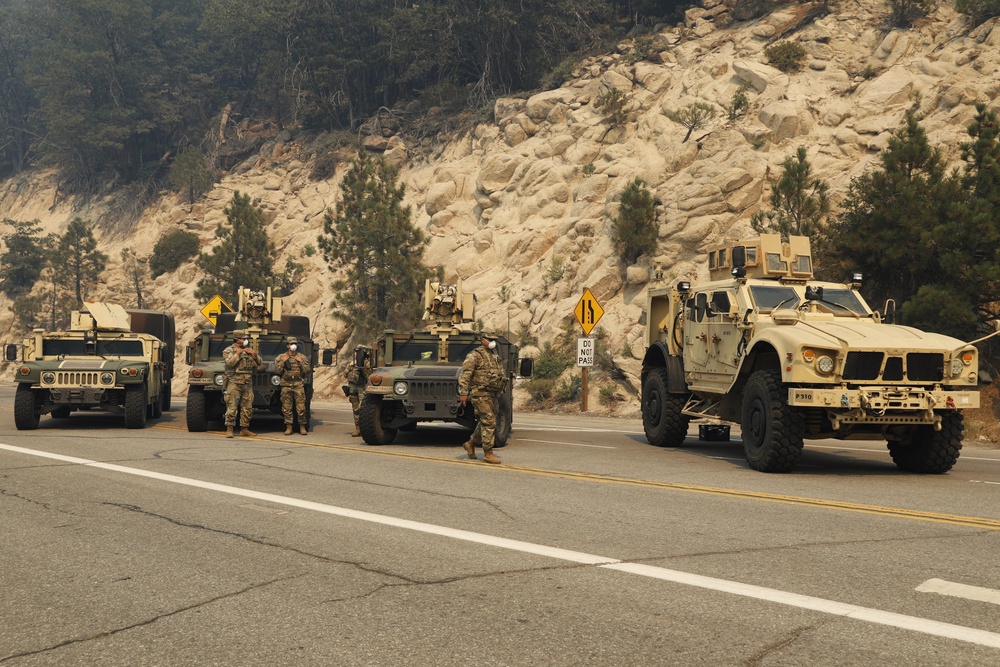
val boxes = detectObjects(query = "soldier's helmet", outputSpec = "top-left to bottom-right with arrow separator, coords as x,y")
233,329 -> 246,337
287,336 -> 298,345
478,330 -> 498,340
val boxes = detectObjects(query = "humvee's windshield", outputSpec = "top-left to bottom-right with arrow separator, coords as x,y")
43,339 -> 145,357
749,286 -> 800,312
447,339 -> 480,362
393,340 -> 438,363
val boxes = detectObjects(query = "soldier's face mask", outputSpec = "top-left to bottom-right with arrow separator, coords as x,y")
242,338 -> 250,346
488,340 -> 497,350
289,344 -> 297,352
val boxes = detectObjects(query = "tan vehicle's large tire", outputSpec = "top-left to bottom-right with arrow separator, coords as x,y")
359,394 -> 397,445
642,368 -> 689,447
888,412 -> 963,474
124,385 -> 147,429
14,384 -> 40,430
161,380 -> 172,412
186,388 -> 208,432
740,370 -> 804,472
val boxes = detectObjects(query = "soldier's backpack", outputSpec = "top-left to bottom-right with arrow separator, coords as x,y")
482,353 -> 507,393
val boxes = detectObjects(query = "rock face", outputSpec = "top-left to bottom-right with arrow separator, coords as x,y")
0,0 -> 997,412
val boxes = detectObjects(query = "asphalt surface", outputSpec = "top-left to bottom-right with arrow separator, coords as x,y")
2,384 -> 1000,666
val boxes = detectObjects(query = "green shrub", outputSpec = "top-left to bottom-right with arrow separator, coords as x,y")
555,375 -> 582,402
516,323 -> 536,348
956,0 -> 1000,25
525,378 -> 556,403
149,229 -> 200,277
725,82 -> 751,121
598,384 -> 621,406
534,340 -> 572,379
582,162 -> 597,176
595,87 -> 631,126
764,42 -> 807,73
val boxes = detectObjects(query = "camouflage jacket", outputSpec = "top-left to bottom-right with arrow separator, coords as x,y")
275,351 -> 311,387
458,346 -> 506,396
346,363 -> 369,393
223,344 -> 265,383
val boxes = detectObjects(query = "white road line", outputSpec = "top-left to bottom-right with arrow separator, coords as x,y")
917,578 -> 1000,606
3,442 -> 1000,650
519,438 -> 617,449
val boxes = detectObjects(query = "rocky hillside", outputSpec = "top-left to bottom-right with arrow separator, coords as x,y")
2,0 -> 1000,420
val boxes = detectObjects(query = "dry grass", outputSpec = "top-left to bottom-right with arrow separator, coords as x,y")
963,382 -> 1000,448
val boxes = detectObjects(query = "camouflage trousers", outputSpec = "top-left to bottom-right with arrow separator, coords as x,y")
469,393 -> 499,449
349,393 -> 362,428
281,384 -> 307,424
224,382 -> 254,427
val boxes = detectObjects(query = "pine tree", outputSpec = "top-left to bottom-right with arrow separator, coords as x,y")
0,219 -> 51,298
168,146 -> 214,204
751,146 -> 830,239
195,191 -> 275,304
318,149 -> 430,339
51,217 -> 108,308
610,178 -> 658,266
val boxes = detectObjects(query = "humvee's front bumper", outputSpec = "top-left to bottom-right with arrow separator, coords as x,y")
787,386 -> 979,428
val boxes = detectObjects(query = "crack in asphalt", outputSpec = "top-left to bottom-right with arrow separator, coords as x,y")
0,574 -> 301,663
237,458 -> 517,520
104,502 -> 420,584
0,486 -> 78,516
744,619 -> 830,666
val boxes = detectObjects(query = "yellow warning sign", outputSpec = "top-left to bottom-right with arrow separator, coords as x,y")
573,288 -> 604,336
200,295 -> 234,326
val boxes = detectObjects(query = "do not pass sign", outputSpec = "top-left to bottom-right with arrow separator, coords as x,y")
577,337 -> 594,367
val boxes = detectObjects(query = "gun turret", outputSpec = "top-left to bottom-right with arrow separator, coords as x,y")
237,286 -> 282,329
422,280 -> 475,326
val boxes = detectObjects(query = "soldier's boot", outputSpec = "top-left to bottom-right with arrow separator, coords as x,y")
351,425 -> 361,437
299,425 -> 308,435
284,425 -> 293,436
462,441 -> 476,459
483,447 -> 502,465
241,427 -> 257,437
225,426 -> 234,439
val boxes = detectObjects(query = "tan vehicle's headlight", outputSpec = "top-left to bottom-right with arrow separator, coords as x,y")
101,372 -> 114,384
951,359 -> 964,376
214,375 -> 225,386
270,375 -> 281,386
393,381 -> 408,396
41,372 -> 55,384
816,356 -> 835,374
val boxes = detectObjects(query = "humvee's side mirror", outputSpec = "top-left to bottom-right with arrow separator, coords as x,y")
184,344 -> 195,365
882,299 -> 896,325
322,348 -> 336,365
5,344 -> 18,361
519,358 -> 534,378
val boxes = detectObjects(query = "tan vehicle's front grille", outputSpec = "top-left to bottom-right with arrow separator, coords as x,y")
56,371 -> 101,386
843,352 -> 943,383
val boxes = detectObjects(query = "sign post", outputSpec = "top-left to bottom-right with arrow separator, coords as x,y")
573,289 -> 604,412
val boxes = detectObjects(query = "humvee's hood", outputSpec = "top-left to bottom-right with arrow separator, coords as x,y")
768,320 -> 968,351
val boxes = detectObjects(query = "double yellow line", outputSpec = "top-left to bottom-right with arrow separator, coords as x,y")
153,423 -> 1000,531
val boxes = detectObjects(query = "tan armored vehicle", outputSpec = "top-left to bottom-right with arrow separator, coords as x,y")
6,303 -> 175,430
641,234 -> 996,473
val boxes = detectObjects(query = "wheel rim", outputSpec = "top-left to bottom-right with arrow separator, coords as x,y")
745,396 -> 766,450
647,389 -> 662,427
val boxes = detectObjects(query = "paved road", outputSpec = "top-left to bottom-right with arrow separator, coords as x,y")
1,384 -> 999,666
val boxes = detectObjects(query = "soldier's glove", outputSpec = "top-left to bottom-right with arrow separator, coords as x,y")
342,385 -> 350,397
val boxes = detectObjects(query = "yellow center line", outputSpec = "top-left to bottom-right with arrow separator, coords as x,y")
151,423 -> 1000,531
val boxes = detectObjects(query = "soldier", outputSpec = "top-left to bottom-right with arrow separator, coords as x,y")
222,330 -> 265,438
345,345 -> 371,437
275,336 -> 311,435
458,331 -> 507,464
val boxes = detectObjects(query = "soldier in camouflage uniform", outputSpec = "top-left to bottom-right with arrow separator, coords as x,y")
275,336 -> 311,435
222,330 -> 265,438
458,332 -> 507,464
346,346 -> 371,437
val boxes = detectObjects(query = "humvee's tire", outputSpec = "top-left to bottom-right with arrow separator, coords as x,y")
888,412 -> 963,474
642,368 -> 689,447
740,370 -> 804,472
161,380 -> 172,412
51,406 -> 72,419
494,392 -> 512,448
124,385 -> 148,429
148,391 -> 162,419
359,394 -> 397,445
14,384 -> 40,430
186,388 -> 208,432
